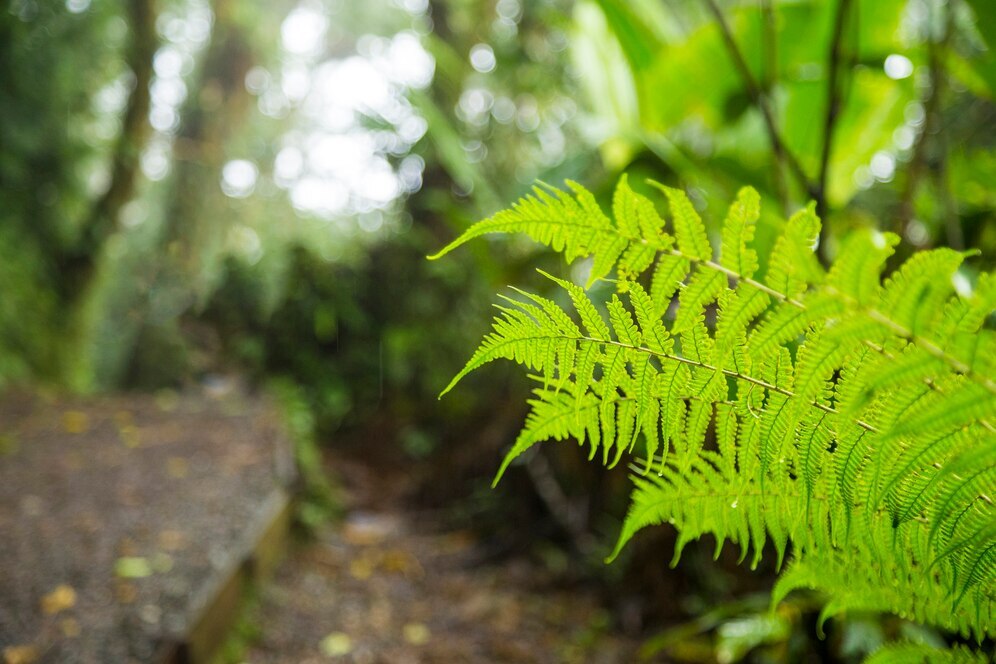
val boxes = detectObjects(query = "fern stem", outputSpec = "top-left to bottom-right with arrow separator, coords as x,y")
622,464 -> 934,526
661,246 -> 995,396
701,0 -> 817,203
855,303 -> 996,394
863,339 -> 996,433
587,336 -> 878,433
669,250 -> 806,306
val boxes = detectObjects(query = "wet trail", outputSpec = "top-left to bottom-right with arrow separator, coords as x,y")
243,455 -> 639,664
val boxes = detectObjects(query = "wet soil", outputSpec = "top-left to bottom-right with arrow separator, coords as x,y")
243,456 -> 640,663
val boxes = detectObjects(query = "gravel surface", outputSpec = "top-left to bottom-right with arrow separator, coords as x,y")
0,385 -> 292,663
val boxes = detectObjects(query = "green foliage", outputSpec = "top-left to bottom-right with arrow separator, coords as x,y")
864,642 -> 987,664
433,176 -> 996,657
269,378 -> 341,530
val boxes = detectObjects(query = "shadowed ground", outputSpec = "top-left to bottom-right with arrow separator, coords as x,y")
242,455 -> 638,663
0,390 -> 637,663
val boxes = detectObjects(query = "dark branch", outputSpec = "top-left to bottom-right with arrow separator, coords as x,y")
815,0 -> 853,256
759,0 -> 789,214
896,2 -> 960,249
701,0 -> 818,203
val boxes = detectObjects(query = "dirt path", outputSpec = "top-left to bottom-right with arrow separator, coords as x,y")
0,389 -> 642,663
243,456 -> 640,664
0,386 -> 292,663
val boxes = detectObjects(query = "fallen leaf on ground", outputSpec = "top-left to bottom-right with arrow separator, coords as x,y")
349,557 -> 374,580
41,584 -> 76,614
61,411 -> 89,434
61,618 -> 81,637
155,390 -> 179,412
381,548 -> 423,577
118,425 -> 140,448
157,529 -> 187,551
115,582 -> 137,604
0,434 -> 18,456
319,632 -> 352,657
3,645 -> 39,664
115,556 -> 152,578
403,623 -> 431,645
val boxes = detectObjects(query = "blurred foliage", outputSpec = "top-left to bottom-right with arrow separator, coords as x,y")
268,378 -> 341,529
571,0 -> 996,266
0,0 -> 128,381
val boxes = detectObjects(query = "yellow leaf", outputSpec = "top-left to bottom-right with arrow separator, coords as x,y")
3,645 -> 39,664
61,411 -> 89,435
349,558 -> 374,580
118,425 -> 141,448
115,557 -> 152,578
166,457 -> 188,479
41,584 -> 76,614
403,623 -> 430,645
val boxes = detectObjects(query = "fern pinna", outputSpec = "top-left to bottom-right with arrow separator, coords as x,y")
430,176 -> 995,659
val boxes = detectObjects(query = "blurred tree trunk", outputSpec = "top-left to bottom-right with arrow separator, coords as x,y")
163,0 -> 256,290
122,0 -> 262,385
62,0 -> 158,297
49,0 -> 159,388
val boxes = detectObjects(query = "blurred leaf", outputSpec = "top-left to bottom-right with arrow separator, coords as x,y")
40,585 -> 76,615
818,70 -> 911,206
61,411 -> 90,435
408,86 -> 501,215
955,0 -> 996,100
2,645 -> 39,664
591,0 -> 663,72
570,2 -> 641,168
319,632 -> 353,657
114,556 -> 152,579
402,622 -> 431,645
963,0 -> 996,47
715,612 -> 791,662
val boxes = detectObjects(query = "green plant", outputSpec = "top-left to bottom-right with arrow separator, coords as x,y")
431,176 -> 994,661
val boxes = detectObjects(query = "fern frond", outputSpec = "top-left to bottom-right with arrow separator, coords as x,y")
436,177 -> 996,651
427,180 -> 615,263
864,642 -> 988,664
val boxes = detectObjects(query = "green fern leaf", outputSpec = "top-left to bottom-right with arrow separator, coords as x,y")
720,186 -> 761,280
436,177 -> 996,654
650,183 -> 712,261
864,642 -> 988,664
427,180 -> 612,261
764,203 -> 823,298
650,253 -> 690,316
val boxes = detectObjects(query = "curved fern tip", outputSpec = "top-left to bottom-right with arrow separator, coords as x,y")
491,463 -> 510,488
604,542 -> 625,565
426,239 -> 464,261
437,374 -> 463,399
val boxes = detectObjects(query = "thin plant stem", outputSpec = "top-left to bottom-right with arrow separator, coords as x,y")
815,0 -> 853,260
701,0 -> 818,204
